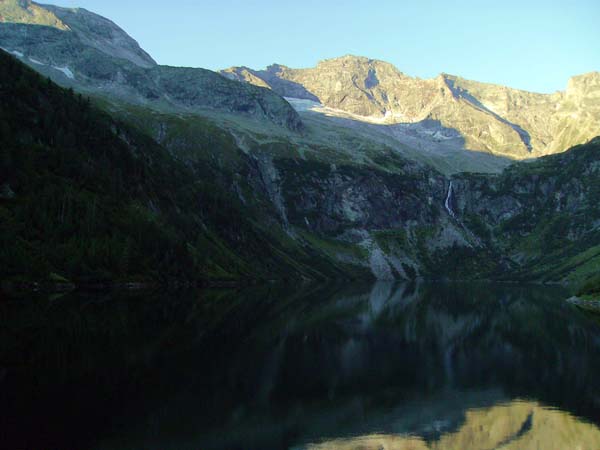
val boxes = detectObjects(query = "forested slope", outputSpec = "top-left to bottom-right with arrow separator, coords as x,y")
0,50 -> 363,286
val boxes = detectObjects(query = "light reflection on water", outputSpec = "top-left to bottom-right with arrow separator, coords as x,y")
302,400 -> 600,450
1,281 -> 600,449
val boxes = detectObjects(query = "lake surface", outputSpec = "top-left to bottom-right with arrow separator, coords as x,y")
1,282 -> 600,449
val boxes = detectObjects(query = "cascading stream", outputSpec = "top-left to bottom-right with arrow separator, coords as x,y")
445,181 -> 455,218
444,181 -> 484,248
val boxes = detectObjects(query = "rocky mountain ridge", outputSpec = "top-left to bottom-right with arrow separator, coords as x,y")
0,0 -> 303,131
223,55 -> 600,159
41,1 -> 157,68
4,1 -> 598,170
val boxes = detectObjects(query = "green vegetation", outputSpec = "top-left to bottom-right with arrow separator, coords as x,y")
373,229 -> 408,254
0,50 -> 361,286
299,230 -> 367,261
455,138 -> 600,282
578,274 -> 600,298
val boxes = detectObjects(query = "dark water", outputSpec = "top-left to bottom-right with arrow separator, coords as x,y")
1,282 -> 600,449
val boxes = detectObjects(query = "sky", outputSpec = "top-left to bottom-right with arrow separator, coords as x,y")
50,0 -> 600,93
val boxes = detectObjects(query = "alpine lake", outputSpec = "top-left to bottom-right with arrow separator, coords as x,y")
1,281 -> 600,449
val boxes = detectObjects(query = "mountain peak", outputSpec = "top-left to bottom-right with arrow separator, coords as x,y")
265,63 -> 289,74
0,1 -> 157,68
0,0 -> 69,29
221,56 -> 600,158
40,4 -> 157,68
322,54 -> 372,62
314,55 -> 408,81
317,54 -> 382,67
567,71 -> 600,92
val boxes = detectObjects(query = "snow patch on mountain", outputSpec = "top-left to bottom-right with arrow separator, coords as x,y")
52,66 -> 75,79
285,96 -> 403,124
284,97 -> 322,112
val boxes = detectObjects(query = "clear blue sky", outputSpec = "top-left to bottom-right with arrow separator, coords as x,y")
51,0 -> 599,93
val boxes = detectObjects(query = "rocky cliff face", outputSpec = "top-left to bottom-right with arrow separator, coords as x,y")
0,1 -> 303,132
451,138 -> 600,279
223,56 -> 600,159
233,137 -> 600,281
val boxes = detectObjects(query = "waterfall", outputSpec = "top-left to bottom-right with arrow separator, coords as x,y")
445,181 -> 455,218
444,182 -> 483,247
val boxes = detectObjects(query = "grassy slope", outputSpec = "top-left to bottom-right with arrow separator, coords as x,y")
504,140 -> 600,284
450,138 -> 600,286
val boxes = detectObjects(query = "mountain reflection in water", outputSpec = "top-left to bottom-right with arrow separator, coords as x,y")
1,282 -> 599,450
304,400 -> 600,450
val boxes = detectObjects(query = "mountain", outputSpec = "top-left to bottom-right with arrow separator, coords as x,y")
0,0 -> 303,132
4,45 -> 599,286
0,49 -> 365,286
1,2 -> 599,287
222,55 -> 600,159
